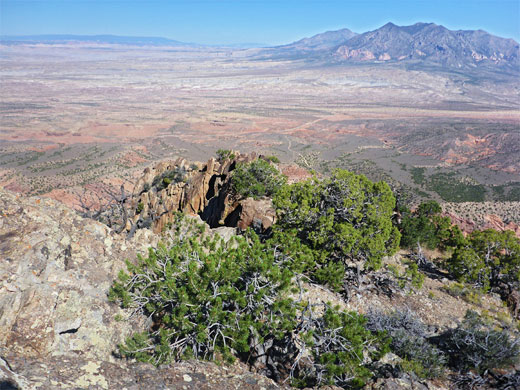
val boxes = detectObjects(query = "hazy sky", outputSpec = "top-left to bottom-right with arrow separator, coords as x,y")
1,0 -> 519,45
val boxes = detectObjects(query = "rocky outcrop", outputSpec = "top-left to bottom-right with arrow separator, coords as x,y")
131,152 -> 277,234
236,198 -> 276,231
483,214 -> 520,237
335,46 -> 376,61
0,188 -> 157,361
0,188 -> 284,389
442,201 -> 520,239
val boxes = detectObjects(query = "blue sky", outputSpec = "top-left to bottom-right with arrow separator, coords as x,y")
1,0 -> 519,45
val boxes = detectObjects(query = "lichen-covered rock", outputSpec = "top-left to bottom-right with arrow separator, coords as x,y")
0,189 -> 281,390
0,188 -> 156,361
237,197 -> 276,231
1,350 -> 285,390
1,356 -> 30,390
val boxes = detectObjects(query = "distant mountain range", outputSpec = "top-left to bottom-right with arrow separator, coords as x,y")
275,28 -> 358,51
334,22 -> 519,68
3,23 -> 519,70
0,34 -> 268,48
263,22 -> 519,70
0,34 -> 193,46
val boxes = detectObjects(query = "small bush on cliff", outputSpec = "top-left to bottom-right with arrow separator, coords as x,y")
438,310 -> 520,373
272,170 -> 400,289
265,155 -> 280,163
445,229 -> 520,292
386,260 -> 425,291
152,167 -> 187,191
109,216 -> 389,388
367,309 -> 446,379
295,307 -> 390,389
399,200 -> 463,250
216,149 -> 236,161
231,159 -> 286,200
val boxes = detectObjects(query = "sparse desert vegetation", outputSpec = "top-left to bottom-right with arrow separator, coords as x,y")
0,41 -> 519,216
105,152 -> 520,389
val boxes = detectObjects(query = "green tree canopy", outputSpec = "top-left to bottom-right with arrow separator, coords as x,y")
109,216 -> 390,388
231,159 -> 286,200
273,170 -> 400,278
446,229 -> 520,290
399,200 -> 463,250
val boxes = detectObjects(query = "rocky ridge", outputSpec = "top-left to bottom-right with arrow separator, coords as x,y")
442,201 -> 520,238
261,22 -> 519,70
129,152 -> 277,234
0,184 -> 443,390
274,28 -> 358,51
1,155 -> 518,390
0,186 -> 450,390
333,22 -> 520,68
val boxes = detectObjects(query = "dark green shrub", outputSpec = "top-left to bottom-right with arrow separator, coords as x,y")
366,309 -> 446,379
152,167 -> 186,191
446,229 -> 520,291
445,247 -> 489,290
265,155 -> 280,163
442,282 -> 483,305
417,200 -> 442,216
109,217 -> 389,388
387,260 -> 425,291
405,262 -> 424,290
231,159 -> 286,199
268,229 -> 318,275
273,170 -> 400,289
467,229 -> 520,286
439,310 -> 520,373
399,201 -> 463,250
109,231 -> 296,365
216,149 -> 236,161
295,307 -> 390,389
136,202 -> 144,214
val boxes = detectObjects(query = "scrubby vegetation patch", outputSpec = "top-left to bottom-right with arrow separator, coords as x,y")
273,169 -> 400,289
231,158 -> 286,199
109,216 -> 390,388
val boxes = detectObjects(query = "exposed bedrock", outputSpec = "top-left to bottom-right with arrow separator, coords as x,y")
130,152 -> 277,234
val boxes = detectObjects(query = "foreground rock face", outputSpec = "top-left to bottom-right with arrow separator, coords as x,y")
0,188 -> 284,390
2,187 -> 513,390
1,352 -> 283,390
0,188 -> 158,361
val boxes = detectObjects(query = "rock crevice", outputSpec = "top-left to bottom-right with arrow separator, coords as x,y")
130,152 -> 276,234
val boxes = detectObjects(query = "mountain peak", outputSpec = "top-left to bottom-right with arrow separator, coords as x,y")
333,22 -> 519,69
261,22 -> 519,71
381,22 -> 398,29
275,27 -> 358,51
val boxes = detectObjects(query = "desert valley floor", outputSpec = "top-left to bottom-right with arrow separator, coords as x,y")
1,43 -> 519,220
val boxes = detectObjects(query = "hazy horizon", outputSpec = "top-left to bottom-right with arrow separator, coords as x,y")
1,0 -> 519,46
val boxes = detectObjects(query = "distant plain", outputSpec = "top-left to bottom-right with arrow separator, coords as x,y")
1,42 -> 519,211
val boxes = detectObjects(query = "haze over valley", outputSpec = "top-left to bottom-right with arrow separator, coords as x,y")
1,22 -> 519,216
